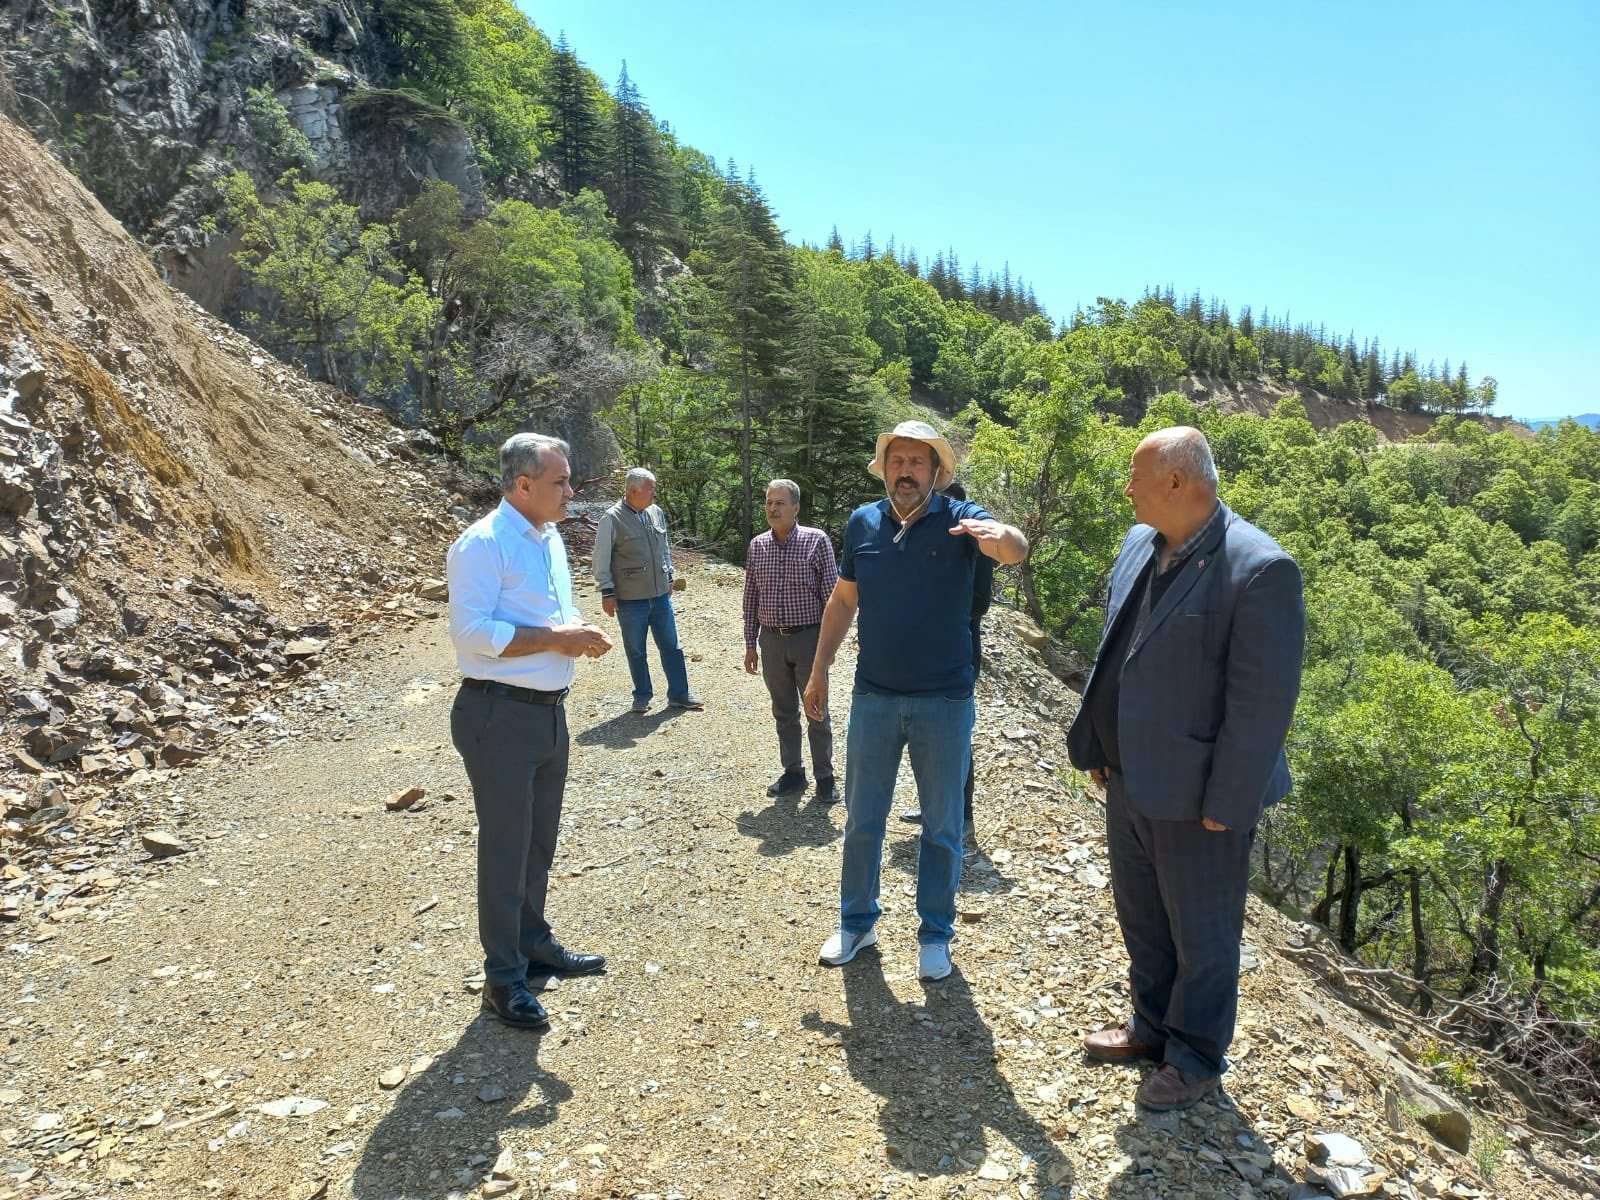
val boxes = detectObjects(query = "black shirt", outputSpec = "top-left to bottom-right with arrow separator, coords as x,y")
1086,559 -> 1152,772
1086,504 -> 1225,771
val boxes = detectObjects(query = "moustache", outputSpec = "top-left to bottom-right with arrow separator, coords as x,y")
895,476 -> 919,488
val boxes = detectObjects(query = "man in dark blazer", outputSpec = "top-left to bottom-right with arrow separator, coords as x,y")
1067,426 -> 1304,1110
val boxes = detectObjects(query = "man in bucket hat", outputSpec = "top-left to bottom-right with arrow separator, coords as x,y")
804,420 -> 1028,981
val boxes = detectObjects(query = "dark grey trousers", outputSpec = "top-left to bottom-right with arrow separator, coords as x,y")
1104,771 -> 1253,1078
758,624 -> 833,779
450,684 -> 569,987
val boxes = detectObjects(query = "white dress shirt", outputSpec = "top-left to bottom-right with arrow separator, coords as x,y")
447,499 -> 580,690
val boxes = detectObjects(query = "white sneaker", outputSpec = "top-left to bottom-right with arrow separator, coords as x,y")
918,942 -> 953,981
818,927 -> 877,966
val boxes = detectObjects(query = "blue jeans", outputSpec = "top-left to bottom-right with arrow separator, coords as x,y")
614,593 -> 692,706
840,690 -> 975,945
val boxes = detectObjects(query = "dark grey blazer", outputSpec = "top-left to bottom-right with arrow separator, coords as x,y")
1067,504 -> 1305,832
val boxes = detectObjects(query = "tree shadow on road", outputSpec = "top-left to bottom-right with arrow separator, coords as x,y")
735,791 -> 841,856
801,956 -> 1073,1195
350,1014 -> 571,1199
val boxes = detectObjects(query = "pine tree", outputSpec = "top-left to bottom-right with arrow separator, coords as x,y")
826,225 -> 844,254
547,34 -> 604,195
946,249 -> 964,300
1363,340 -> 1383,399
604,61 -> 677,270
698,185 -> 793,542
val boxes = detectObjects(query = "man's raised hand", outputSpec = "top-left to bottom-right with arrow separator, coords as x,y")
949,517 -> 1006,544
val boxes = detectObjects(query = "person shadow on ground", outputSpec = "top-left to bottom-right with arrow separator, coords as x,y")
350,1013 -> 571,1199
573,705 -> 689,750
735,788 -> 842,856
1106,1087 -> 1283,1196
801,955 -> 1074,1196
885,830 -> 1019,897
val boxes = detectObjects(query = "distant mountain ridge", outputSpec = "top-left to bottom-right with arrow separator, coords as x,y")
1519,413 -> 1600,430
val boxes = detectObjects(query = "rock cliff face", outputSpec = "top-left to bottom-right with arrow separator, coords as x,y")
0,108 -> 462,820
1,0 -> 484,306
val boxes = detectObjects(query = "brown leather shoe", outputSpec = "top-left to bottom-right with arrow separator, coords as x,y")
1135,1063 -> 1219,1111
1083,1025 -> 1161,1063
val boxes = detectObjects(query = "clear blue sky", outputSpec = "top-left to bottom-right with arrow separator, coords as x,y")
525,1 -> 1598,419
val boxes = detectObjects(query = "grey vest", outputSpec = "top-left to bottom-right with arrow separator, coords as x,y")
603,501 -> 673,600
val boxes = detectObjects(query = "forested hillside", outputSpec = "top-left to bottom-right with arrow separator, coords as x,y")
975,395 -> 1600,1120
3,0 -> 1597,1133
1,0 -> 1502,548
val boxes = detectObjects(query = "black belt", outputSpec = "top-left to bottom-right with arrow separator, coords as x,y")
763,623 -> 820,637
461,678 -> 568,705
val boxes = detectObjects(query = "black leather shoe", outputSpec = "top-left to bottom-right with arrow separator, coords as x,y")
814,776 -> 837,803
529,948 -> 606,977
767,768 -> 806,797
481,981 -> 549,1029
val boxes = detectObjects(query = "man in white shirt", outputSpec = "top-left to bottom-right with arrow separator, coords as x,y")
447,433 -> 613,1029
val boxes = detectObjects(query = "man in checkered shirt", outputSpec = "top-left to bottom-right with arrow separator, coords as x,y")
742,478 -> 840,802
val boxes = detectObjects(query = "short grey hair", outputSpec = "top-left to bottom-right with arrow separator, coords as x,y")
766,478 -> 800,505
500,433 -> 569,492
625,467 -> 657,489
1146,426 -> 1218,489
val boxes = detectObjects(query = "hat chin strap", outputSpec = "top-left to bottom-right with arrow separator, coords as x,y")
888,484 -> 933,543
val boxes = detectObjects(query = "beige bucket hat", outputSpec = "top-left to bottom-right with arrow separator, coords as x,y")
867,420 -> 956,490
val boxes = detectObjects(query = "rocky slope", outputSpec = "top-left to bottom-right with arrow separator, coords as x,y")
0,109 -> 479,916
1179,375 -> 1528,442
0,0 -> 489,291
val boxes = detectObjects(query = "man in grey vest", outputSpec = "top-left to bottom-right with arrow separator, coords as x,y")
594,468 -> 704,714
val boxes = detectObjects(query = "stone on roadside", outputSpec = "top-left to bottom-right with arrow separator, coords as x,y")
259,1096 -> 329,1118
141,829 -> 192,858
1307,1132 -> 1366,1167
378,1066 -> 405,1090
385,786 -> 425,811
1418,1108 -> 1471,1152
477,1082 -> 507,1103
1310,1165 -> 1380,1198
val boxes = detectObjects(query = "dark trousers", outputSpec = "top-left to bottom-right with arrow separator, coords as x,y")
758,624 -> 833,779
450,684 -> 569,987
1104,771 -> 1253,1077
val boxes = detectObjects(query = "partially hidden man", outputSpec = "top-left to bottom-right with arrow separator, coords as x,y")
805,421 -> 1028,982
593,467 -> 704,715
447,434 -> 613,1029
1068,426 -> 1305,1110
742,478 -> 840,802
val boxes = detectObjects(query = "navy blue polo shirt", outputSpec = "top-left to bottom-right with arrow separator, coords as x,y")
839,491 -> 991,697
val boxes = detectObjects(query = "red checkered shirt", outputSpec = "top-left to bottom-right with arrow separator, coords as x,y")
742,524 -> 839,650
